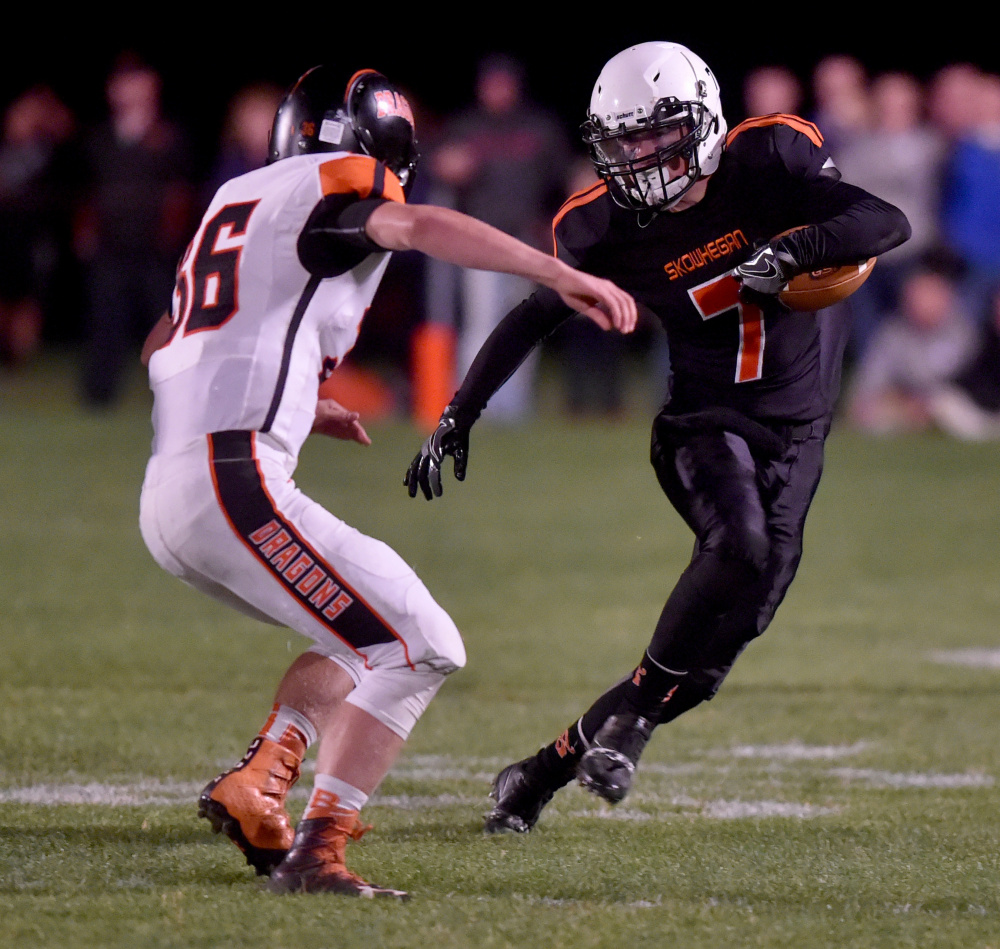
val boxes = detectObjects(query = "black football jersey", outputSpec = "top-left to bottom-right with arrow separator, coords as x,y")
450,115 -> 910,427
554,115 -> 908,421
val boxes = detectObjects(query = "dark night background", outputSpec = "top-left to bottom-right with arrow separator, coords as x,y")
5,18 -> 994,177
1,14 -> 994,394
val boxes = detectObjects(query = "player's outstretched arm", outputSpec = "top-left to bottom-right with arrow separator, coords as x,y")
404,287 -> 570,501
374,202 -> 636,502
365,202 -> 637,334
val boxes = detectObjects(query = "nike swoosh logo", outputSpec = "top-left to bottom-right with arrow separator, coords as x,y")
741,257 -> 780,278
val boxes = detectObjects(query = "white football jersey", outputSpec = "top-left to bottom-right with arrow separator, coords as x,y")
147,152 -> 405,460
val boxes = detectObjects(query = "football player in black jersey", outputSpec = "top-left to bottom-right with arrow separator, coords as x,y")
405,41 -> 910,833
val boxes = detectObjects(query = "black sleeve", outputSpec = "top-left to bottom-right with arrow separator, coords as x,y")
450,287 -> 574,427
297,195 -> 392,277
768,123 -> 910,272
775,179 -> 912,273
734,121 -> 911,274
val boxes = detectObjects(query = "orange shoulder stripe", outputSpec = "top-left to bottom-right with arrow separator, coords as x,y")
726,113 -> 824,148
551,180 -> 608,256
318,155 -> 405,203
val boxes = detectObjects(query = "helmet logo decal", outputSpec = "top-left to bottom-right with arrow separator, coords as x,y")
319,119 -> 346,145
300,120 -> 316,138
374,90 -> 415,128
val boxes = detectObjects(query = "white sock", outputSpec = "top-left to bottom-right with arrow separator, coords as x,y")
304,773 -> 369,819
259,703 -> 318,750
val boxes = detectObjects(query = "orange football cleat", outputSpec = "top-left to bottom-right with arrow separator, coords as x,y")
268,812 -> 408,898
197,736 -> 302,875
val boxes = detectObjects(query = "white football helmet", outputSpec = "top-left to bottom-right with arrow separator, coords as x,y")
582,42 -> 727,211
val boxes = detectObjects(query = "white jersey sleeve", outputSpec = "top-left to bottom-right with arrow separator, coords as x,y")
147,152 -> 405,462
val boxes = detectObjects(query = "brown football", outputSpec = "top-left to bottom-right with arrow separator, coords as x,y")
775,227 -> 877,311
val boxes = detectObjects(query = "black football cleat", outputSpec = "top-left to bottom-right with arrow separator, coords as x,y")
577,713 -> 655,804
483,757 -> 555,834
267,815 -> 409,899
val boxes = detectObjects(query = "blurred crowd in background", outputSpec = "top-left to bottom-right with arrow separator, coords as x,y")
2,50 -> 999,440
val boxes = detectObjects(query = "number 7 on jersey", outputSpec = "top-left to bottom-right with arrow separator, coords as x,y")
688,273 -> 765,383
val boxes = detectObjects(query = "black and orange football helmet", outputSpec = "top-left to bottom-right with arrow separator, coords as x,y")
267,65 -> 418,187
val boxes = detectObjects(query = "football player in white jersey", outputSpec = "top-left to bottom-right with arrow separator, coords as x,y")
138,65 -> 636,898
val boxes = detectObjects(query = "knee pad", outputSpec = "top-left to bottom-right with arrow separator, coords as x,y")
310,628 -> 465,741
734,525 -> 770,576
401,579 -> 468,674
304,587 -> 466,740
345,666 -> 450,739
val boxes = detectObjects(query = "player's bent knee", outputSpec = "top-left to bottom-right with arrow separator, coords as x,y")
430,623 -> 467,674
345,665 -> 451,740
414,607 -> 466,674
703,526 -> 770,578
404,583 -> 467,673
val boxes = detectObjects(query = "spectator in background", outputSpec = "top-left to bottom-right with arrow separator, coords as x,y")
74,54 -> 195,408
935,67 -> 1000,324
203,81 -> 283,201
832,71 -> 947,360
742,64 -> 803,119
809,54 -> 870,159
927,62 -> 983,143
425,53 -> 573,422
0,85 -> 78,365
931,284 -> 1000,441
926,281 -> 1000,440
846,250 -> 975,434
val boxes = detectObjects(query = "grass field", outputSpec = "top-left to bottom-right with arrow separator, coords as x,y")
2,353 -> 998,948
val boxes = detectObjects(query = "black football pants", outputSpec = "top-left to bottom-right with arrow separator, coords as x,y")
576,413 -> 830,740
647,413 -> 830,697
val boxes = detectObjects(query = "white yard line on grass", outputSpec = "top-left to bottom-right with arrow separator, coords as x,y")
0,779 -> 202,806
3,748 -> 991,810
829,768 -> 994,788
928,647 -> 1000,669
0,781 -> 478,810
369,793 -> 480,809
715,741 -> 874,760
571,798 -> 841,821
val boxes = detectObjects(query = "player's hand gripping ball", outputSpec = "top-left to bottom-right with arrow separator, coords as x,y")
776,226 -> 877,312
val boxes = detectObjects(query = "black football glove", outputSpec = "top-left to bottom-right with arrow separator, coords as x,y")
732,242 -> 800,295
731,242 -> 802,313
404,406 -> 470,500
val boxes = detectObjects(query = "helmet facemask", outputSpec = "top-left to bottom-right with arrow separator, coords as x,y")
583,95 -> 715,211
